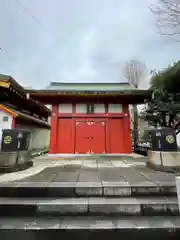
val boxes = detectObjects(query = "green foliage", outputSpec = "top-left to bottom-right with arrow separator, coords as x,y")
144,61 -> 180,134
150,61 -> 180,93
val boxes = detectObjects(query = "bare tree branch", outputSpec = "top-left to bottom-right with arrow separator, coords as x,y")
123,60 -> 147,88
150,0 -> 180,40
123,60 -> 147,147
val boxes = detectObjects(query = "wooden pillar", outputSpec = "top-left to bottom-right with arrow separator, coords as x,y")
123,104 -> 132,154
11,117 -> 16,128
49,104 -> 58,154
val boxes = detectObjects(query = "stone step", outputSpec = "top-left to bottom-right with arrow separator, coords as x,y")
0,197 -> 178,216
0,181 -> 176,198
0,216 -> 179,239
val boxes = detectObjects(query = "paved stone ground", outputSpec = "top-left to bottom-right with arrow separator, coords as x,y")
0,155 -> 177,185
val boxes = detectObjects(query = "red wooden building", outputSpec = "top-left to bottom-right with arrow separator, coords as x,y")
28,82 -> 151,155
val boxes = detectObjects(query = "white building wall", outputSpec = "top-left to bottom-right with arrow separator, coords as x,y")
58,104 -> 72,113
76,104 -> 87,113
94,104 -> 105,113
76,103 -> 106,113
56,103 -> 125,114
16,124 -> 50,150
176,133 -> 180,148
75,103 -> 125,114
108,104 -> 122,113
29,128 -> 50,150
0,109 -> 50,151
0,111 -> 12,150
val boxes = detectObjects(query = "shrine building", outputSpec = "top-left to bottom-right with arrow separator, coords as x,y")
28,82 -> 151,155
0,75 -> 51,151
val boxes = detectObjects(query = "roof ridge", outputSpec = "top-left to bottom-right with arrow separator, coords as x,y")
49,82 -> 129,85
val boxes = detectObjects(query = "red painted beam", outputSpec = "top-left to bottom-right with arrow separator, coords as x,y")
58,113 -> 126,118
49,104 -> 58,154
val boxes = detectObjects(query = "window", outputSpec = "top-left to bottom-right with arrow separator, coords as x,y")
76,104 -> 87,113
108,104 -> 122,113
76,104 -> 104,114
87,104 -> 94,114
3,116 -> 9,122
94,104 -> 105,113
58,104 -> 72,113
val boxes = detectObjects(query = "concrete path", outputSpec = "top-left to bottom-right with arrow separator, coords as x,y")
0,156 -> 177,187
34,152 -> 145,161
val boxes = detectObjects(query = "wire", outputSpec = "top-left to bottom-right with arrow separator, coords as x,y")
14,0 -> 40,24
0,0 -> 41,52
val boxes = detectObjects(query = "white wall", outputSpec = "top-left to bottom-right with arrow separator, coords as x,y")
0,110 -> 50,151
76,104 -> 86,113
108,104 -> 122,113
29,128 -> 50,150
176,133 -> 180,148
94,104 -> 105,113
16,124 -> 50,150
59,104 -> 72,113
76,103 -> 106,113
56,103 -> 124,114
0,111 -> 12,150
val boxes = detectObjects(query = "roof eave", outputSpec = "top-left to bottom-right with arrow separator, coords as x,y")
27,89 -> 151,94
0,75 -> 51,115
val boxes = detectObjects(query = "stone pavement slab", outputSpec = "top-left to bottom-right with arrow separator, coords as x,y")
112,167 -> 151,184
99,168 -> 125,182
52,172 -> 79,182
111,162 -> 130,168
78,172 -> 101,182
20,173 -> 56,183
0,156 -> 177,190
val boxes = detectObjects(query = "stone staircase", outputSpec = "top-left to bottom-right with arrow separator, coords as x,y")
0,180 -> 179,239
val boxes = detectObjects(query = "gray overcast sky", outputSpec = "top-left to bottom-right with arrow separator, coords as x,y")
0,0 -> 180,88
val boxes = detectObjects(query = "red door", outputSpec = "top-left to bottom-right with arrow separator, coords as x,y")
57,119 -> 74,153
75,120 -> 105,154
90,122 -> 105,154
106,119 -> 124,153
75,121 -> 91,154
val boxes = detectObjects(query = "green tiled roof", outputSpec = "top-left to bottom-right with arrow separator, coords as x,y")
45,82 -> 134,92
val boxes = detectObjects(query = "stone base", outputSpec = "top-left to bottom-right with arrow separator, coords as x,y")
176,176 -> 180,213
30,148 -> 48,158
0,161 -> 33,173
0,217 -> 180,238
0,151 -> 33,173
147,150 -> 180,173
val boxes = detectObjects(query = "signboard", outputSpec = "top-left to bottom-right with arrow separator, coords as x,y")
166,135 -> 175,144
4,136 -> 12,144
